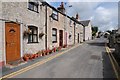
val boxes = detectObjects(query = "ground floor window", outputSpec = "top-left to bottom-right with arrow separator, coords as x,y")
28,26 -> 38,43
52,28 -> 57,43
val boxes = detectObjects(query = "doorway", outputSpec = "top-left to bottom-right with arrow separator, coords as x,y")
78,33 -> 79,43
5,22 -> 21,63
59,30 -> 63,47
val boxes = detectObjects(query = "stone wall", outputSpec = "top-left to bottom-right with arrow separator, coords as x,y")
2,1 -> 46,60
47,7 -> 65,49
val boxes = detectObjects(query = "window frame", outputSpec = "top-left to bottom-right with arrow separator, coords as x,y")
51,10 -> 58,21
69,19 -> 72,27
28,26 -> 38,43
28,2 -> 39,13
52,28 -> 57,43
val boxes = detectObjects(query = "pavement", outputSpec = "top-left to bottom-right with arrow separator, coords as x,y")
1,38 -> 117,79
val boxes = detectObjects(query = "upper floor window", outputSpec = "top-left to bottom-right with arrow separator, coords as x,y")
28,2 -> 39,13
69,19 -> 72,27
51,10 -> 58,21
28,26 -> 38,43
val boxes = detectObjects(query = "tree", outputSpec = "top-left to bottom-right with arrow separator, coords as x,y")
92,26 -> 98,36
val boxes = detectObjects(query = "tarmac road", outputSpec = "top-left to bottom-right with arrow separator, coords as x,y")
2,38 -> 116,78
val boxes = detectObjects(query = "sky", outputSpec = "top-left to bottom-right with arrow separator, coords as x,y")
45,0 -> 119,32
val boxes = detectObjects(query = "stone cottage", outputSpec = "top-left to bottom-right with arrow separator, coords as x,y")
42,2 -> 67,50
0,1 -> 86,67
0,0 -> 46,66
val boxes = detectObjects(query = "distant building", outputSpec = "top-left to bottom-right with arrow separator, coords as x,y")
80,20 -> 92,41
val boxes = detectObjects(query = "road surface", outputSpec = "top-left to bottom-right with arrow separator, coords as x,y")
2,38 -> 116,78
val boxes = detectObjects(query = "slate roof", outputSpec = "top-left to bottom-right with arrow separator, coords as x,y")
80,20 -> 90,26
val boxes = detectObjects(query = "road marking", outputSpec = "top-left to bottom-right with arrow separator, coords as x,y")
105,46 -> 119,80
1,44 -> 80,79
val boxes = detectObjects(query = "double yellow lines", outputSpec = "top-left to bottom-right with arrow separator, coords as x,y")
105,44 -> 120,80
0,44 -> 80,79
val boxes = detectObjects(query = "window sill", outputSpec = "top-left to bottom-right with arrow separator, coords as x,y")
27,42 -> 39,44
52,41 -> 57,43
28,8 -> 39,13
52,17 -> 58,21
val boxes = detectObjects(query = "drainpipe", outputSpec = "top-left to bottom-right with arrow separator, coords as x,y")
74,22 -> 76,44
83,26 -> 85,41
45,5 -> 47,50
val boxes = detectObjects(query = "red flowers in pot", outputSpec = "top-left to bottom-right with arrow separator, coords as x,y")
23,54 -> 30,61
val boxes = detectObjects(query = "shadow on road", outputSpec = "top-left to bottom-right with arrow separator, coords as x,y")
87,42 -> 105,46
102,52 -> 117,79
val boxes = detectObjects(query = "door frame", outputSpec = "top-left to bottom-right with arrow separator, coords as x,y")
78,33 -> 79,43
4,22 -> 23,64
59,30 -> 63,47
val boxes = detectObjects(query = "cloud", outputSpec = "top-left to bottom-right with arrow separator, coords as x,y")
66,2 -> 118,31
92,5 -> 118,31
45,0 -> 119,2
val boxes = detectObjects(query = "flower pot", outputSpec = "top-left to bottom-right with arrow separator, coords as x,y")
49,50 -> 52,54
23,56 -> 29,61
41,50 -> 45,56
53,47 -> 56,52
45,50 -> 48,55
63,45 -> 67,48
32,54 -> 36,59
34,54 -> 38,58
29,54 -> 33,60
59,47 -> 62,50
37,51 -> 42,57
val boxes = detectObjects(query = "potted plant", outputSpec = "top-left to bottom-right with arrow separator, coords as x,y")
44,50 -> 48,55
23,28 -> 31,39
49,49 -> 52,54
58,46 -> 62,51
33,54 -> 38,59
56,47 -> 59,51
63,45 -> 67,48
29,54 -> 33,60
41,50 -> 45,56
23,54 -> 29,61
37,51 -> 42,57
52,47 -> 56,52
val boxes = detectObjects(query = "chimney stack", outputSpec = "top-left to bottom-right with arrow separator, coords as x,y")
57,2 -> 65,13
76,13 -> 79,20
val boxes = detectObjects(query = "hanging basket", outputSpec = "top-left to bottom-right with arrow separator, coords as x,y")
39,32 -> 45,39
23,30 -> 29,39
69,34 -> 72,39
23,28 -> 31,39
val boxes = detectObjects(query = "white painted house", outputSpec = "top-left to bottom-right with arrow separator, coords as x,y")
80,20 -> 92,41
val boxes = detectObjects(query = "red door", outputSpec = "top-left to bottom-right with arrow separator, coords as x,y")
78,33 -> 79,43
59,30 -> 63,47
5,22 -> 20,63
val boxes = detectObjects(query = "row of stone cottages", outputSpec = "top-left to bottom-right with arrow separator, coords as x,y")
0,1 -> 92,67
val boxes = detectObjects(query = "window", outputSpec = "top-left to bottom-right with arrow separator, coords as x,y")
69,20 -> 72,27
28,26 -> 38,43
52,28 -> 57,43
28,2 -> 39,13
51,10 -> 58,21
